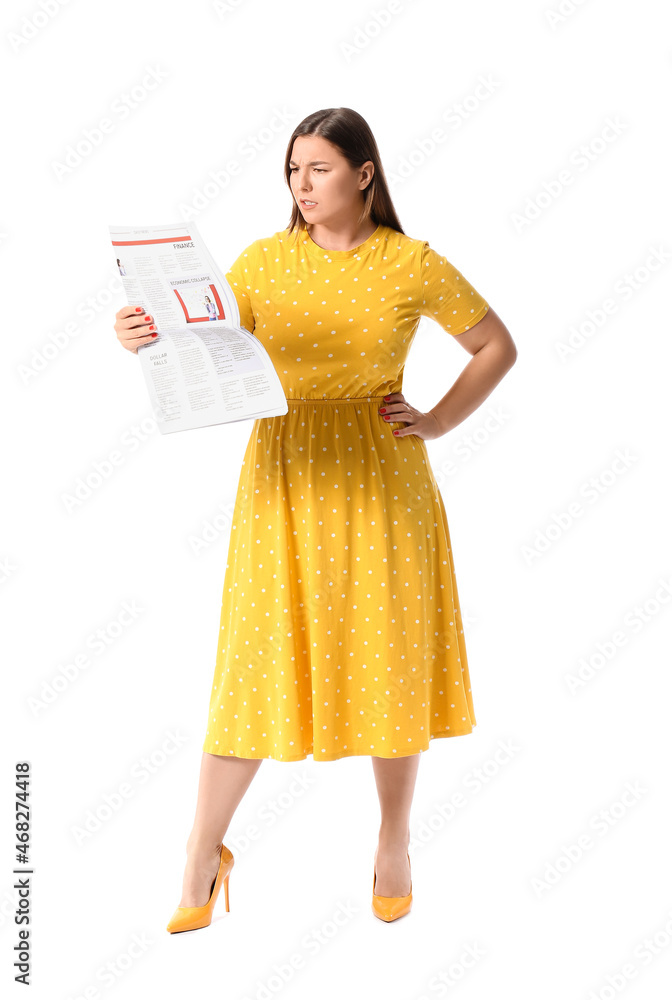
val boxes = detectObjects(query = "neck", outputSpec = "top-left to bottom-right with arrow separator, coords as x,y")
306,218 -> 378,251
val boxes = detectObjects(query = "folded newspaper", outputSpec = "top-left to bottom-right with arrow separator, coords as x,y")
109,221 -> 288,434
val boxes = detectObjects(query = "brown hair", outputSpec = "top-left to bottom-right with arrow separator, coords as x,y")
283,108 -> 405,239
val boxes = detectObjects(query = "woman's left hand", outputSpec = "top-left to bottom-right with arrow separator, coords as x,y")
378,393 -> 443,441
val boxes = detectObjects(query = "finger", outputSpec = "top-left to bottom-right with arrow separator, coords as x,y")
118,305 -> 146,319
124,327 -> 157,343
393,421 -> 418,436
382,410 -> 413,422
122,313 -> 155,333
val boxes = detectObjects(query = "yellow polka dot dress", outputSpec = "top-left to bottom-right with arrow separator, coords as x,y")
202,223 -> 490,762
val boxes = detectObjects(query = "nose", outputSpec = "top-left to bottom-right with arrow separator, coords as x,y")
293,169 -> 311,192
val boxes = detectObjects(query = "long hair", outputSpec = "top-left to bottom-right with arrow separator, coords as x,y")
283,108 -> 405,239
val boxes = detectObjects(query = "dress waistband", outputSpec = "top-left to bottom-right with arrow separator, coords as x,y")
285,395 -> 388,405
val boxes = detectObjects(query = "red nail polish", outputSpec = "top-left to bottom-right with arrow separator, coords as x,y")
135,306 -> 143,312
144,315 -> 151,322
149,325 -> 155,330
393,430 -> 399,435
384,395 -> 390,401
380,408 -> 386,413
151,332 -> 158,338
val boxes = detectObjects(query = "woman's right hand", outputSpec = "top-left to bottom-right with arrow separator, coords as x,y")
114,306 -> 158,354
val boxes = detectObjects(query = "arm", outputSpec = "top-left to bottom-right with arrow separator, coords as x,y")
381,307 -> 517,441
428,306 -> 517,435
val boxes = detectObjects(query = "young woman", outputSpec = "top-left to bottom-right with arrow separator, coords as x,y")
204,294 -> 218,320
114,107 -> 517,931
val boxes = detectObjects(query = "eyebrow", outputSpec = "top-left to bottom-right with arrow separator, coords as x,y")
289,159 -> 330,165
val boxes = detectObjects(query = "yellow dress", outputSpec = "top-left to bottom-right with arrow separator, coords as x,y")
202,222 -> 490,762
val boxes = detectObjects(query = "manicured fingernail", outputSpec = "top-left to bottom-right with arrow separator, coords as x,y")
149,325 -> 155,330
393,430 -> 399,435
135,306 -> 143,312
151,333 -> 158,338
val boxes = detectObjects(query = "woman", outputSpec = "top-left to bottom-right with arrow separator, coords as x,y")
114,107 -> 517,931
204,294 -> 218,320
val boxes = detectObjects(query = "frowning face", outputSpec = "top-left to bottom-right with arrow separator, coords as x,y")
289,134 -> 373,229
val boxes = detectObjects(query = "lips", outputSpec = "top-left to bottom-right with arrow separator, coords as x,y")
301,200 -> 317,205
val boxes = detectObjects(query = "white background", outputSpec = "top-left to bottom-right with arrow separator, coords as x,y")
3,0 -> 672,997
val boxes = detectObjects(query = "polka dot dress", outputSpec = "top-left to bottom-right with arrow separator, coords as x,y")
202,223 -> 490,762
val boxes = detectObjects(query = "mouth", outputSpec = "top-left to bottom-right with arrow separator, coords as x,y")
300,199 -> 317,207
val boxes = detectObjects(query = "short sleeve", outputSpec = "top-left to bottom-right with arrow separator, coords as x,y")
419,242 -> 489,336
225,241 -> 257,335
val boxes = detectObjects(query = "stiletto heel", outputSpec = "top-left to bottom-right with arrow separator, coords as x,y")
166,843 -> 234,933
371,851 -> 412,922
223,868 -> 230,912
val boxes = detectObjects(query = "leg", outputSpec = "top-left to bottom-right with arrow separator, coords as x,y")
371,753 -> 420,896
178,752 -> 262,907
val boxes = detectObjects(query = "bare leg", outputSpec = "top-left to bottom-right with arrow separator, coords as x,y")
371,753 -> 420,897
178,752 -> 262,907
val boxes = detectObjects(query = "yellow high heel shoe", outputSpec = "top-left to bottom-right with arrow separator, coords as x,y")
166,843 -> 234,933
371,850 -> 412,922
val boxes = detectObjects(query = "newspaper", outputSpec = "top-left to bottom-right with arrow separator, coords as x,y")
109,221 -> 288,434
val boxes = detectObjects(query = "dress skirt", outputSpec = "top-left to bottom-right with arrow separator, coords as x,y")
202,394 -> 476,762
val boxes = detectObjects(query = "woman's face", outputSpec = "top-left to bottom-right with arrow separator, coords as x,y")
289,135 -> 373,226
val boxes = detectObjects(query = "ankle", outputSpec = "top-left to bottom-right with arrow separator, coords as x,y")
186,836 -> 223,861
377,827 -> 410,851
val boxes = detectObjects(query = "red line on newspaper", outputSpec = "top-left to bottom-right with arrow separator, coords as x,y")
110,236 -> 193,246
